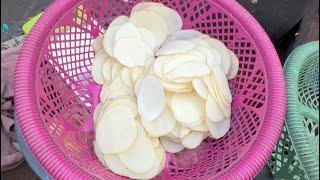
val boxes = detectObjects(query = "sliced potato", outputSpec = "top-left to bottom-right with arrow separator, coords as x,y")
206,118 -> 230,139
103,25 -> 121,57
137,74 -> 166,122
131,66 -> 144,83
189,38 -> 210,48
168,29 -> 202,41
156,40 -> 195,56
102,57 -> 113,83
150,136 -> 160,148
144,56 -> 156,73
141,106 -> 177,137
134,74 -> 144,96
205,95 -> 225,123
93,103 -> 102,124
104,154 -> 132,177
92,51 -> 108,85
205,38 -> 230,74
94,101 -> 109,128
106,96 -> 138,117
187,120 -> 208,132
167,123 -> 182,139
156,145 -> 166,173
119,124 -> 156,174
114,22 -> 142,42
114,37 -> 153,67
192,78 -> 209,99
160,137 -> 184,153
179,126 -> 191,139
165,61 -> 211,81
111,62 -> 123,80
165,91 -> 174,107
130,11 -> 168,48
202,75 -> 218,100
139,28 -> 157,51
163,54 -> 205,75
96,106 -> 137,153
211,65 -> 232,103
120,67 -> 133,87
153,56 -> 172,81
145,6 -> 182,34
207,48 -> 222,67
93,141 -> 105,164
226,50 -> 239,80
181,131 -> 204,149
92,34 -> 104,54
130,2 -> 164,15
161,80 -> 193,93
109,15 -> 129,27
170,91 -> 205,125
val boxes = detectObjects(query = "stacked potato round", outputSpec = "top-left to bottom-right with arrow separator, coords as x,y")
91,2 -> 239,179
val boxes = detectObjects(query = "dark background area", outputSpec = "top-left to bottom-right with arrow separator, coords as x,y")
1,0 -> 318,179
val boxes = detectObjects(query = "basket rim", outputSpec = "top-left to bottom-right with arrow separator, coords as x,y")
283,41 -> 319,179
14,0 -> 286,179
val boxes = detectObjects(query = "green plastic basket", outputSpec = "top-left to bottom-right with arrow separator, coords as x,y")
268,41 -> 319,180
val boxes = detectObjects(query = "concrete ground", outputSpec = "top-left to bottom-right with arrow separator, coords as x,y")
1,0 -> 317,179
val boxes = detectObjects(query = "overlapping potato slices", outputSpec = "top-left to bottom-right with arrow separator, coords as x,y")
90,2 -> 239,179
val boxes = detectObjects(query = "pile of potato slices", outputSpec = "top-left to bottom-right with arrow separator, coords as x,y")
91,2 -> 239,179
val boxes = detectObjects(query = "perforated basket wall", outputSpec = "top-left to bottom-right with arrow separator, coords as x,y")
14,0 -> 286,179
268,41 -> 319,180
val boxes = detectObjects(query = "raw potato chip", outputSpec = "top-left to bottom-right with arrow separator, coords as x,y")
141,106 -> 176,137
109,15 -> 129,27
131,66 -> 144,83
170,91 -> 205,125
103,25 -> 121,57
111,62 -> 123,80
92,51 -> 108,85
161,80 -> 193,93
156,40 -> 195,56
114,38 -> 153,67
102,57 -> 113,83
181,131 -> 204,149
115,22 -> 142,42
168,29 -> 202,41
212,65 -> 232,103
145,5 -> 182,34
137,74 -> 166,122
120,67 -> 133,87
130,11 -> 168,48
119,124 -> 156,174
187,120 -> 208,132
93,141 -> 105,164
205,38 -> 231,74
160,137 -> 184,153
96,106 -> 137,154
206,118 -> 230,139
192,78 -> 209,99
205,95 -> 225,123
92,35 -> 104,53
227,50 -> 239,80
139,28 -> 157,51
130,2 -> 164,15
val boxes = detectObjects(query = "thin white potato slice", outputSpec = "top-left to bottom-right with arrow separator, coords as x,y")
161,80 -> 193,93
156,145 -> 166,173
179,126 -> 191,139
139,28 -> 157,51
153,56 -> 172,81
145,6 -> 182,34
168,29 -> 202,41
170,91 -> 205,125
208,48 -> 222,66
141,106 -> 176,137
95,102 -> 109,128
192,78 -> 209,99
187,120 -> 208,132
155,40 -> 195,56
130,11 -> 168,48
130,2 -> 164,15
137,74 -> 166,122
181,131 -> 204,149
92,35 -> 104,54
150,136 -> 160,148
92,51 -> 108,85
165,61 -> 211,80
104,152 -> 162,180
144,56 -> 156,73
189,38 -> 210,48
102,58 -> 113,83
103,25 -> 121,57
212,65 -> 232,103
134,75 -> 143,96
111,62 -> 123,80
205,38 -> 230,74
114,23 -> 142,42
114,38 -> 153,67
120,67 -> 133,87
165,91 -> 173,107
226,50 -> 239,80
163,54 -> 204,74
202,75 -> 218,101
106,96 -> 138,117
160,137 -> 184,153
131,66 -> 144,83
93,141 -> 105,164
197,34 -> 211,40
119,124 -> 156,174
167,123 -> 182,139
93,103 -> 101,124
205,95 -> 225,123
109,15 -> 129,27
206,118 -> 230,139
96,106 -> 137,153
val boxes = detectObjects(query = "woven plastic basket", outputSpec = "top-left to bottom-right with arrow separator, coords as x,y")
14,0 -> 286,179
268,41 -> 319,180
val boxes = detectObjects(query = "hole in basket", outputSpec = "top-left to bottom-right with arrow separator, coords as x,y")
283,150 -> 288,156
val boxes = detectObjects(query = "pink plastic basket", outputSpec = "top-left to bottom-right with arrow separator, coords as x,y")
14,0 -> 286,179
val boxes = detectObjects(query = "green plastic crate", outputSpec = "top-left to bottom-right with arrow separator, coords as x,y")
268,41 -> 319,180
